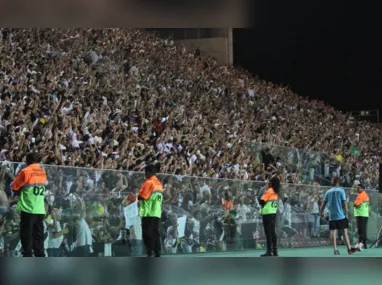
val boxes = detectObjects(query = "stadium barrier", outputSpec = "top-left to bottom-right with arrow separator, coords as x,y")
0,162 -> 380,257
246,141 -> 374,188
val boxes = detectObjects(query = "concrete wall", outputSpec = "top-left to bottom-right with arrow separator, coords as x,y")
175,31 -> 233,65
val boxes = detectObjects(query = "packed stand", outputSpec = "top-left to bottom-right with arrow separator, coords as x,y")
0,28 -> 380,190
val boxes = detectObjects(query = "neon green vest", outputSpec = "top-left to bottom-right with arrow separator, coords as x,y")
16,184 -> 46,215
139,191 -> 163,218
261,199 -> 279,215
354,202 -> 369,217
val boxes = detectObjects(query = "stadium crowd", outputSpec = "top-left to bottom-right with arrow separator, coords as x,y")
0,28 -> 380,188
0,28 -> 381,256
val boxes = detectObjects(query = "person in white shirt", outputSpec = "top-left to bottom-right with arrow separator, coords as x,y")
43,219 -> 49,257
44,188 -> 55,207
46,208 -> 68,257
129,216 -> 143,256
71,198 -> 93,257
0,218 -> 5,257
190,213 -> 201,247
310,196 -> 321,237
122,194 -> 143,256
283,199 -> 292,227
236,197 -> 250,236
199,183 -> 211,197
164,219 -> 178,254
180,217 -> 195,254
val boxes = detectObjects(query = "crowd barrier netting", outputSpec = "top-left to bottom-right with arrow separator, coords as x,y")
0,162 -> 381,257
246,141 -> 373,188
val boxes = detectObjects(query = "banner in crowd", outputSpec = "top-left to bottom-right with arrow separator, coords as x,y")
124,201 -> 138,228
177,216 -> 187,238
351,146 -> 360,158
335,154 -> 343,162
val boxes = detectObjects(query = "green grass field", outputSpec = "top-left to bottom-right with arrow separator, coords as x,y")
167,246 -> 381,257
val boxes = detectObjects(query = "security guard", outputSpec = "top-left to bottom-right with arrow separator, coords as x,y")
354,184 -> 370,249
12,152 -> 47,257
138,164 -> 163,257
259,176 -> 280,257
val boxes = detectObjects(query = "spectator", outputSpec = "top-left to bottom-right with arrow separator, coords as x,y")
222,192 -> 233,211
46,208 -> 69,257
0,217 -> 5,257
71,198 -> 93,257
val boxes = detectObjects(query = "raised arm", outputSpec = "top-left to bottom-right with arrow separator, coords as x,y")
78,196 -> 87,219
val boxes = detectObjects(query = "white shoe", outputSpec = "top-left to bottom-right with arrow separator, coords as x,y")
355,243 -> 364,251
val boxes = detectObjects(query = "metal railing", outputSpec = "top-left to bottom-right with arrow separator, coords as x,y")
0,162 -> 380,257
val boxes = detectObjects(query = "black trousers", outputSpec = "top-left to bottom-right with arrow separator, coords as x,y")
356,216 -> 368,245
142,217 -> 161,257
71,245 -> 91,257
263,214 -> 277,251
19,211 -> 45,257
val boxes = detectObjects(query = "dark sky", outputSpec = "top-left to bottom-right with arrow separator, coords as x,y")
233,1 -> 382,116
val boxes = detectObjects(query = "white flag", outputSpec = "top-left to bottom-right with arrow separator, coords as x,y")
124,201 -> 138,228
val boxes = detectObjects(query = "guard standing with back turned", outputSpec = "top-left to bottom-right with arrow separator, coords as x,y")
259,176 -> 280,257
12,152 -> 47,257
354,183 -> 370,249
138,164 -> 163,257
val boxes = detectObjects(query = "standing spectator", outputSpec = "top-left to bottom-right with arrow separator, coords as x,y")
138,164 -> 163,257
194,47 -> 201,58
0,218 -> 5,257
71,198 -> 93,257
0,190 -> 8,218
180,216 -> 196,254
11,152 -> 47,257
235,196 -> 250,245
2,208 -> 20,257
122,192 -> 143,256
261,148 -> 274,170
46,208 -> 68,257
320,177 -> 356,255
164,218 -> 178,254
310,196 -> 321,237
222,192 -> 233,211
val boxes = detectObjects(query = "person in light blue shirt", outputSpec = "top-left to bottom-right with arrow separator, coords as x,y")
325,186 -> 346,221
320,177 -> 356,256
